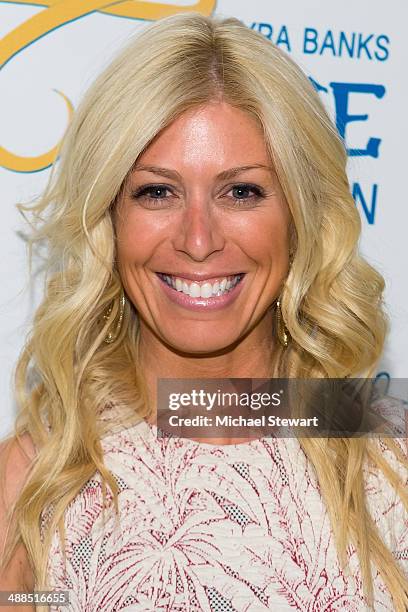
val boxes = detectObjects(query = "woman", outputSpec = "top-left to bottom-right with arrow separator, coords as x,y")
1,12 -> 407,612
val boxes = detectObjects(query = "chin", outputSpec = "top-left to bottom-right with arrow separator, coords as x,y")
162,332 -> 239,356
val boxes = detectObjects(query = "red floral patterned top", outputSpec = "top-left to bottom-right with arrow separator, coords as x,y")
45,397 -> 408,611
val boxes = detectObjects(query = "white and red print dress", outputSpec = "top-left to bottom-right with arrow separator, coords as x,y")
45,397 -> 408,611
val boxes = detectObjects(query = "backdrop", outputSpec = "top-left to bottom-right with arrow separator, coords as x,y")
1,0 -> 406,438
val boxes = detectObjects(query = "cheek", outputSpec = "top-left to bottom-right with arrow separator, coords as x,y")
114,211 -> 161,267
243,208 -> 291,263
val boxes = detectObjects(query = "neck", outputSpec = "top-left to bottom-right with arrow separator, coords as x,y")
137,316 -> 277,444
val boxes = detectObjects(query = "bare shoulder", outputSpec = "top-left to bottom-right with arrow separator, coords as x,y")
0,432 -> 37,594
0,432 -> 37,492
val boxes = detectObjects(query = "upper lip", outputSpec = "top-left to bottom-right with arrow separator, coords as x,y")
157,272 -> 244,282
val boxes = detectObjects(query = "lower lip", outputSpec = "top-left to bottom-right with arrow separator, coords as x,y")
156,274 -> 246,311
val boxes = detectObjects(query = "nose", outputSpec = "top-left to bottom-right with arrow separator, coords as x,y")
172,197 -> 225,262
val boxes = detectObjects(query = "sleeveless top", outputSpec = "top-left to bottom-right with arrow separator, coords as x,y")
44,396 -> 408,611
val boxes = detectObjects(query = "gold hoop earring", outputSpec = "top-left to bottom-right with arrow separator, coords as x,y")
104,289 -> 126,344
276,297 -> 290,347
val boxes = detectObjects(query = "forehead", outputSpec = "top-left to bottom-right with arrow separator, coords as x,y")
135,102 -> 271,170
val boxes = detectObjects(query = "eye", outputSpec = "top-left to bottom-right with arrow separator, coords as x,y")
130,184 -> 175,206
132,185 -> 172,199
226,183 -> 265,206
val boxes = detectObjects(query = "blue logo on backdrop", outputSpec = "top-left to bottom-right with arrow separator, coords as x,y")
310,79 -> 384,226
250,22 -> 390,61
303,29 -> 389,61
310,79 -> 385,159
250,21 -> 388,226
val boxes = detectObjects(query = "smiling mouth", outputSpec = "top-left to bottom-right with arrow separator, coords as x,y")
156,273 -> 245,298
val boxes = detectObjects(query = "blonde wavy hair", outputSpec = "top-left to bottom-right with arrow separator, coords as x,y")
1,12 -> 407,610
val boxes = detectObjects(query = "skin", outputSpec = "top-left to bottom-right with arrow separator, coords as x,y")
114,101 -> 292,441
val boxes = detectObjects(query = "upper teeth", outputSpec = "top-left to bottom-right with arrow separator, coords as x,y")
161,274 -> 242,297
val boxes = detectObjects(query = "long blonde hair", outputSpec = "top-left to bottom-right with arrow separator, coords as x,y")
2,12 -> 407,610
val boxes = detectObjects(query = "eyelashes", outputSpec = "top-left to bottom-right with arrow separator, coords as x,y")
130,182 -> 267,208
131,185 -> 171,200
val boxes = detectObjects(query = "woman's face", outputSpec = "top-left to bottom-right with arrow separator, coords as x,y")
114,101 -> 292,355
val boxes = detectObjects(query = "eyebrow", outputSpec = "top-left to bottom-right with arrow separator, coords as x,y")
131,164 -> 275,181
